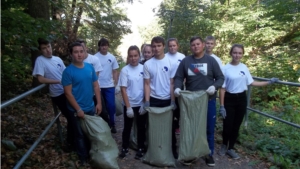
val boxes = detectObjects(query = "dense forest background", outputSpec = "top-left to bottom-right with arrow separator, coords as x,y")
1,0 -> 300,168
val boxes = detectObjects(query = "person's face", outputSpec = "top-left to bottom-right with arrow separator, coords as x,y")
71,46 -> 85,63
99,45 -> 109,55
128,50 -> 140,66
190,39 -> 205,55
168,41 -> 179,54
143,46 -> 153,60
230,47 -> 243,64
205,40 -> 215,53
151,42 -> 164,57
40,44 -> 52,58
80,43 -> 88,57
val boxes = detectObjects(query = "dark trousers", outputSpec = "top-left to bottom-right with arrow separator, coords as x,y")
101,87 -> 116,127
173,97 -> 180,129
222,91 -> 247,150
207,98 -> 216,155
121,106 -> 148,150
69,108 -> 95,161
93,95 -> 110,124
150,97 -> 177,151
51,94 -> 73,145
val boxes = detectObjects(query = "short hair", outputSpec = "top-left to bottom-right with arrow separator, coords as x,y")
127,45 -> 141,57
167,38 -> 179,46
151,36 -> 165,46
142,44 -> 151,52
37,38 -> 50,50
75,38 -> 86,44
98,38 -> 109,47
190,36 -> 204,44
205,36 -> 216,42
68,42 -> 83,54
229,44 -> 244,55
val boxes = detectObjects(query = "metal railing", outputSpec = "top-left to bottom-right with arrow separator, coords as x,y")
245,77 -> 300,129
0,84 -> 63,169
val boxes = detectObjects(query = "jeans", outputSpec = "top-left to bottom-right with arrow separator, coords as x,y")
207,98 -> 216,156
101,87 -> 116,127
121,106 -> 148,150
51,94 -> 73,145
69,108 -> 95,161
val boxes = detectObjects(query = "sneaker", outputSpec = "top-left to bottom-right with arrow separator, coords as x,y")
205,155 -> 215,167
111,126 -> 117,133
227,149 -> 240,159
175,128 -> 180,135
119,149 -> 128,158
218,144 -> 227,156
135,149 -> 145,160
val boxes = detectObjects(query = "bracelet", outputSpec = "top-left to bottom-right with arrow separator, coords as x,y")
77,108 -> 82,113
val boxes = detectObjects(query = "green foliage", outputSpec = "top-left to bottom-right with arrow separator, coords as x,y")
156,0 -> 300,168
1,10 -> 63,100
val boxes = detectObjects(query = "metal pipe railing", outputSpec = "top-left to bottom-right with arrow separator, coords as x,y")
1,84 -> 47,109
245,77 -> 300,129
13,111 -> 61,169
247,107 -> 300,129
1,83 -> 64,168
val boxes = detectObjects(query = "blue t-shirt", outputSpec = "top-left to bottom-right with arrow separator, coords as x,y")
62,63 -> 97,112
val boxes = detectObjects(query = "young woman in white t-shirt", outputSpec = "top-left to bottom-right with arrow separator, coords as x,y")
140,44 -> 153,65
218,44 -> 278,159
118,45 -> 147,160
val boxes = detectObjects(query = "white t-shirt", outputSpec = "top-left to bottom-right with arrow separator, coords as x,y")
83,54 -> 103,74
118,64 -> 144,107
32,56 -> 66,97
222,63 -> 254,93
165,52 -> 185,70
94,52 -> 119,88
144,56 -> 177,100
210,54 -> 223,68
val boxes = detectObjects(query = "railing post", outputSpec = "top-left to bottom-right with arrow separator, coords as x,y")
51,100 -> 63,145
245,85 -> 252,128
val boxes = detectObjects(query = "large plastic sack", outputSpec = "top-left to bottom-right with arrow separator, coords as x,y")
80,115 -> 119,169
143,106 -> 176,167
178,90 -> 210,161
115,97 -> 123,116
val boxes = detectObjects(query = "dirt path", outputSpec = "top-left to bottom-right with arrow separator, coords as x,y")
113,114 -> 268,169
1,94 -> 269,169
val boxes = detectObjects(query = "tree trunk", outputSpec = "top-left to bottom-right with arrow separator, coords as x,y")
28,0 -> 50,87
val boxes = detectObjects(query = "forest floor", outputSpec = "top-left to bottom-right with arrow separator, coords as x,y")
1,93 -> 272,169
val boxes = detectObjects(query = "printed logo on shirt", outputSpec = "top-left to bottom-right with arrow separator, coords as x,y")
188,63 -> 207,76
107,59 -> 112,63
162,66 -> 169,72
57,64 -> 61,68
239,71 -> 245,76
139,72 -> 144,77
177,59 -> 182,65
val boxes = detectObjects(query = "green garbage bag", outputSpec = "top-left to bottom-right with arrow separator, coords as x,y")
115,97 -> 123,116
80,115 -> 119,169
143,106 -> 176,167
178,90 -> 210,161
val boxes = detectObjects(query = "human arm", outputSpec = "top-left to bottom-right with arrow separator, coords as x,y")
113,69 -> 118,86
37,75 -> 61,84
144,79 -> 150,102
211,59 -> 225,89
64,85 -> 84,118
93,81 -> 102,115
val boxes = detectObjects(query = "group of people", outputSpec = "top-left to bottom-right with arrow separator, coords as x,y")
32,34 -> 278,167
32,38 -> 120,165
